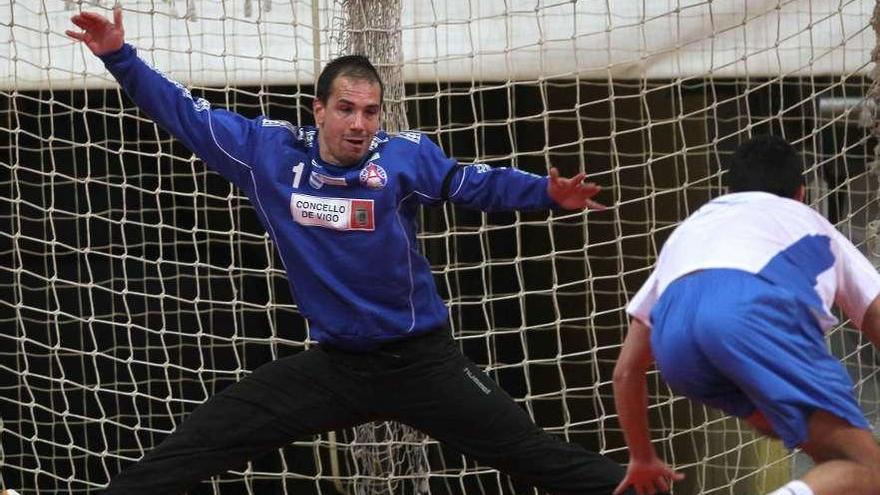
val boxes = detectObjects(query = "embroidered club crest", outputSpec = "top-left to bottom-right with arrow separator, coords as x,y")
359,162 -> 387,189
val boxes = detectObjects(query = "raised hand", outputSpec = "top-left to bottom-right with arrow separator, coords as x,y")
547,167 -> 607,211
66,6 -> 125,56
613,456 -> 684,495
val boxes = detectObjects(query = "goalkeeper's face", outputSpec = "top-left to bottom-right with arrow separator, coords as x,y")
314,76 -> 382,167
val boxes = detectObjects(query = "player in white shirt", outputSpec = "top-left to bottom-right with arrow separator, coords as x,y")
612,135 -> 880,495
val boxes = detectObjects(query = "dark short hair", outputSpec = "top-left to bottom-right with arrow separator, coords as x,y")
727,134 -> 804,198
316,55 -> 384,104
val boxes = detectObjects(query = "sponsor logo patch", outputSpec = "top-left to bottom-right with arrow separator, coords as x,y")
290,193 -> 374,231
396,131 -> 422,144
368,134 -> 389,151
261,119 -> 298,135
296,128 -> 317,148
463,367 -> 492,395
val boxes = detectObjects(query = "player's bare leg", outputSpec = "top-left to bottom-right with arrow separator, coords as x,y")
775,410 -> 880,495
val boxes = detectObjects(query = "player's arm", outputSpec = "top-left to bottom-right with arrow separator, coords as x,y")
445,164 -> 605,212
412,135 -> 605,211
612,317 -> 683,495
67,7 -> 259,187
613,318 -> 656,463
858,295 -> 880,350
830,230 -> 880,348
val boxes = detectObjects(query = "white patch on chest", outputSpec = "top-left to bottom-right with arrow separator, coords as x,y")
290,193 -> 374,231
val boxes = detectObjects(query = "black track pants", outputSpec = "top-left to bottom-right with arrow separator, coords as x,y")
105,329 -> 638,495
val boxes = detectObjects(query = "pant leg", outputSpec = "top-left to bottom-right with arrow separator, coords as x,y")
375,331 -> 636,495
105,346 -> 372,495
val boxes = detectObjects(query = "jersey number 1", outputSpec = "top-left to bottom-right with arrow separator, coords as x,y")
292,162 -> 305,189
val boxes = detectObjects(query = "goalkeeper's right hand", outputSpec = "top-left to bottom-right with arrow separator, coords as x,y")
66,6 -> 125,56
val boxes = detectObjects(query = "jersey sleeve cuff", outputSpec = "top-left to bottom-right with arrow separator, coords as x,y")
98,43 -> 136,66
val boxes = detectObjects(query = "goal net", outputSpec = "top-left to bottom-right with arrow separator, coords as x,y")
2,1 -> 879,494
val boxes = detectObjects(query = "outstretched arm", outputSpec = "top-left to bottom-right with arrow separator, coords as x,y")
446,164 -> 607,212
66,7 -> 262,188
409,134 -> 607,212
612,318 -> 684,495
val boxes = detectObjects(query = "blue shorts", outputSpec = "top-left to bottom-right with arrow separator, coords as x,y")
650,269 -> 869,449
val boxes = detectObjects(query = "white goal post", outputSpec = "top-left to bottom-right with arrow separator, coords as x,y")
2,1 -> 879,494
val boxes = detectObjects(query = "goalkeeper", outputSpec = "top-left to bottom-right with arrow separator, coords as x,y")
613,135 -> 880,495
68,7 -> 640,495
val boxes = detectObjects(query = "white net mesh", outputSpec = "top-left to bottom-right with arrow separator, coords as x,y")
2,1 -> 880,494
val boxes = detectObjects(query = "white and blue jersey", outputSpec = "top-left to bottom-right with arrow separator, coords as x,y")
628,191 -> 880,331
100,44 -> 557,350
627,191 -> 880,448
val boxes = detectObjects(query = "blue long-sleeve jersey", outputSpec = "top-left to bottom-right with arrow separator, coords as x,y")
101,44 -> 557,350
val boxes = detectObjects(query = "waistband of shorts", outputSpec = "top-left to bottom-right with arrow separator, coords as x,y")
320,324 -> 451,353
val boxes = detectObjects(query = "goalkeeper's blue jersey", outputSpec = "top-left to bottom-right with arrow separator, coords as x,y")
101,44 -> 557,350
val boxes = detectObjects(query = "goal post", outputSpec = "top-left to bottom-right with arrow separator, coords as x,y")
2,1 -> 880,494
